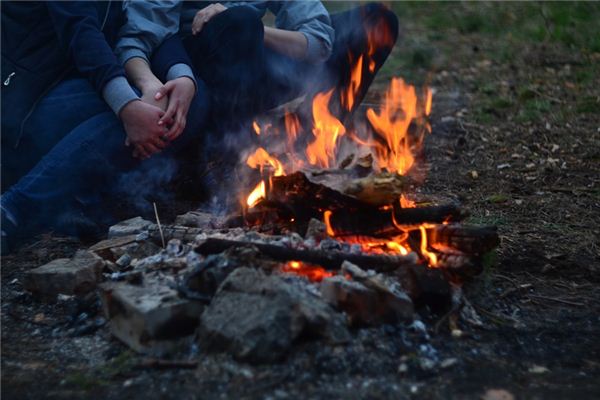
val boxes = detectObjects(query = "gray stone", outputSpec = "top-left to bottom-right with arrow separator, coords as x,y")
99,273 -> 204,355
23,250 -> 104,301
174,211 -> 222,229
199,267 -> 350,363
334,262 -> 414,323
108,217 -> 154,238
89,235 -> 138,260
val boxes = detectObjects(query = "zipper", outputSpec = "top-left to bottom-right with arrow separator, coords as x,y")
15,0 -> 113,148
3,72 -> 16,86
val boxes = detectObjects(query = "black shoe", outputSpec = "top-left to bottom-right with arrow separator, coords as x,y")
1,206 -> 19,256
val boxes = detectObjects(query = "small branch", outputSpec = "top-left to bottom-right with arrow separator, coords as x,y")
135,358 -> 198,370
153,202 -> 165,249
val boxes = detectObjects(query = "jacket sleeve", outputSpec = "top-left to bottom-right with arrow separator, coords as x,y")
150,34 -> 196,86
268,1 -> 335,63
46,1 -> 138,115
115,0 -> 181,65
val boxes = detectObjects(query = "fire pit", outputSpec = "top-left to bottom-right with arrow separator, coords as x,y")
23,67 -> 501,362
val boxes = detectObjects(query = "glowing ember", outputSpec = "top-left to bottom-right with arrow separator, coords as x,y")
323,210 -> 335,237
247,180 -> 266,208
400,194 -> 416,208
282,261 -> 334,282
306,89 -> 346,168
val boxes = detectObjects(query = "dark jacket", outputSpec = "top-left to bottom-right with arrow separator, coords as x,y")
1,1 -> 193,148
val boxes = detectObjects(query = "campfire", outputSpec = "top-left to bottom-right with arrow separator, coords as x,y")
23,47 -> 500,363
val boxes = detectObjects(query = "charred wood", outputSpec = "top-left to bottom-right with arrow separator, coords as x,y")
194,237 -> 419,272
427,224 -> 500,255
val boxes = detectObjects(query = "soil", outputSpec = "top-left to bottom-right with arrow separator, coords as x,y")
2,2 -> 599,399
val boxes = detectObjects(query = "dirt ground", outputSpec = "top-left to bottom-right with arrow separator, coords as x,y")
2,2 -> 599,399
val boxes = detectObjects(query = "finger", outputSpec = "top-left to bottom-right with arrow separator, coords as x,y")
143,142 -> 162,156
159,99 -> 178,126
151,136 -> 168,149
192,11 -> 207,34
135,144 -> 150,159
154,82 -> 173,101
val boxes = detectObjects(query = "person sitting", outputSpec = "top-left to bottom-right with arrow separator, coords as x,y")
0,1 -> 209,254
179,1 -> 398,129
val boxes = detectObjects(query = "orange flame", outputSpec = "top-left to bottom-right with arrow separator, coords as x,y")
341,53 -> 363,111
419,225 -> 438,266
306,89 -> 346,168
252,121 -> 261,135
400,195 -> 416,208
284,112 -> 301,145
246,147 -> 285,177
247,180 -> 266,208
366,78 -> 420,175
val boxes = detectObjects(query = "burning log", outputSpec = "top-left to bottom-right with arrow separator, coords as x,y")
194,237 -> 419,272
427,224 -> 500,255
327,204 -> 466,237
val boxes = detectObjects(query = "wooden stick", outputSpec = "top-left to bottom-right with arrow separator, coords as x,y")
136,358 -> 198,370
153,202 -> 165,249
194,237 -> 419,272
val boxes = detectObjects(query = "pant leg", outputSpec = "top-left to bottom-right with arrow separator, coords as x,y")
183,6 -> 265,131
1,77 -> 211,229
2,78 -> 110,191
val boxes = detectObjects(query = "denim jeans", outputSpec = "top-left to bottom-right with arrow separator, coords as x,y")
2,78 -> 110,191
1,77 -> 210,230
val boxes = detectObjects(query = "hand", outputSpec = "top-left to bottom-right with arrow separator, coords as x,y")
192,3 -> 226,35
120,100 -> 169,159
141,80 -> 168,111
155,77 -> 196,142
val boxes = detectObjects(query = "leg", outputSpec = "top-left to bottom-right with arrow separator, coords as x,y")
183,6 -> 265,130
325,3 -> 399,117
1,78 -> 109,191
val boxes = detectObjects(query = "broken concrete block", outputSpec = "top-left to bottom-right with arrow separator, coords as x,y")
89,235 -> 138,260
23,250 -> 104,302
108,217 -> 153,238
199,267 -> 350,363
334,262 -> 414,323
174,211 -> 222,229
99,274 -> 204,355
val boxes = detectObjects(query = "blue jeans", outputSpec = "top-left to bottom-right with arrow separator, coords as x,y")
2,77 -> 209,230
2,78 -> 109,190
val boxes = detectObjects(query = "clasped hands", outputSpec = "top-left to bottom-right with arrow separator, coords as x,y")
122,76 -> 196,160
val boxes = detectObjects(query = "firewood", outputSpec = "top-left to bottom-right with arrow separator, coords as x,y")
327,204 -> 466,237
193,237 -> 419,272
341,172 -> 413,206
427,224 -> 500,255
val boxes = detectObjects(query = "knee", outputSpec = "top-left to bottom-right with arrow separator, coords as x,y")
216,6 -> 264,48
363,3 -> 400,49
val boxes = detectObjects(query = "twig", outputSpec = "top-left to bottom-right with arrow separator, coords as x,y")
527,294 -> 585,307
135,358 -> 198,370
153,202 -> 165,249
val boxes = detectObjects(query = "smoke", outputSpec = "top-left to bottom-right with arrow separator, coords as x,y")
114,156 -> 179,218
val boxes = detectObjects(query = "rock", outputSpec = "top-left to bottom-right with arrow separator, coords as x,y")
174,211 -> 222,229
321,274 -> 413,326
305,218 -> 327,240
198,267 -> 350,363
23,251 -> 104,302
108,217 -> 154,238
338,261 -> 414,322
99,273 -> 204,355
89,235 -> 138,260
